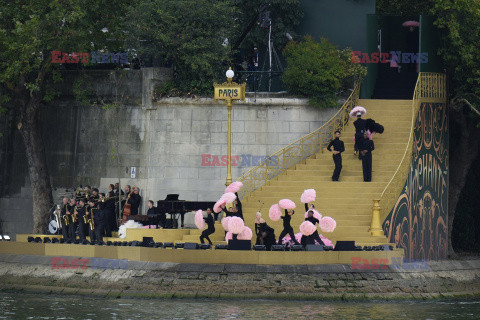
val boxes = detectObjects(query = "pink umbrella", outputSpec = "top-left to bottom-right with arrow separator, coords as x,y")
402,21 -> 419,27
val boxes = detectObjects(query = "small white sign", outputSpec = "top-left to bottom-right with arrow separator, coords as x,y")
130,167 -> 136,179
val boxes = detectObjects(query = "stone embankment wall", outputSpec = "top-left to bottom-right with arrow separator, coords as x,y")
0,254 -> 479,300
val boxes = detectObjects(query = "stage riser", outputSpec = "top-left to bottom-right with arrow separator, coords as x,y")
0,242 -> 403,265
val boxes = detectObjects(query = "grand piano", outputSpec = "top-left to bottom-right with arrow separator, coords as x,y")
152,194 -> 215,229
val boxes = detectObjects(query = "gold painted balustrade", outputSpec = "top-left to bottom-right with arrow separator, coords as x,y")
237,81 -> 361,200
369,73 -> 447,236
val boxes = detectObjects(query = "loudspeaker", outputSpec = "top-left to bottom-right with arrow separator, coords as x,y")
81,240 -> 90,245
106,241 -> 113,246
228,239 -> 251,250
90,240 -> 96,245
27,236 -> 34,243
51,238 -> 59,244
215,244 -> 228,250
253,245 -> 266,251
183,242 -> 199,250
363,246 -> 373,251
59,239 -> 65,244
271,244 -> 285,251
354,245 -> 363,251
43,237 -> 51,243
334,241 -> 356,251
174,243 -> 184,249
323,246 -> 334,251
142,237 -> 155,247
290,244 -> 304,251
163,242 -> 174,248
199,244 -> 211,250
379,245 -> 393,251
130,241 -> 141,247
306,244 -> 324,251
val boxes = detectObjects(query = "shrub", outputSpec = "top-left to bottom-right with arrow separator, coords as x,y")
282,36 -> 366,108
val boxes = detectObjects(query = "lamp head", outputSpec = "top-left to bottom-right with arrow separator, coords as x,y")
226,68 -> 234,82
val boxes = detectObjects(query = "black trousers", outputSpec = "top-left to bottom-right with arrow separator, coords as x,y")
104,209 -> 115,237
69,222 -> 78,241
362,152 -> 372,182
61,220 -> 69,241
88,224 -> 96,242
354,133 -> 364,151
95,221 -> 104,243
200,228 -> 215,244
78,220 -> 87,241
301,231 -> 325,246
278,227 -> 299,245
332,154 -> 342,181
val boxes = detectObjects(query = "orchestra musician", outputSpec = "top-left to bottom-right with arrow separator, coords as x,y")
104,185 -> 117,236
93,198 -> 106,243
60,197 -> 70,241
67,198 -> 77,241
128,187 -> 142,216
87,199 -> 97,242
76,199 -> 87,241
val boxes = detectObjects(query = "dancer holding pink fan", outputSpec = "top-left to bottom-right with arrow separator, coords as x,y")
300,189 -> 324,246
277,199 -> 300,246
199,208 -> 215,245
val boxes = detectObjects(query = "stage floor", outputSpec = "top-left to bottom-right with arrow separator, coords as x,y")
0,241 -> 404,266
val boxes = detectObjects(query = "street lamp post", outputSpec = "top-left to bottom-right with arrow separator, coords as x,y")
214,68 -> 246,186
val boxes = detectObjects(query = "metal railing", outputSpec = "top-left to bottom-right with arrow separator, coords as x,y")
237,80 -> 362,200
376,72 -> 447,222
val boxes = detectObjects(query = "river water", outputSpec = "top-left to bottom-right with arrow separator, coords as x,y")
0,292 -> 479,319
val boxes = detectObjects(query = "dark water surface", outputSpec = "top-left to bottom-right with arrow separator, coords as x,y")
0,292 -> 479,319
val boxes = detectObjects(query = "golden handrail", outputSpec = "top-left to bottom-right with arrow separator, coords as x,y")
369,73 -> 447,235
237,80 -> 362,200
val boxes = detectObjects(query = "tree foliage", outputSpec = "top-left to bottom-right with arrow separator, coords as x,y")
124,0 -> 236,94
282,36 -> 366,108
0,0 -> 130,233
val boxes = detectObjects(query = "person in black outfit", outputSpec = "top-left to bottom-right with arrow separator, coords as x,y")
360,131 -> 375,182
354,112 -> 367,157
221,192 -> 244,220
302,203 -> 325,246
278,209 -> 300,245
93,201 -> 106,243
67,198 -> 77,241
200,208 -> 215,245
87,200 -> 97,242
327,130 -> 345,181
76,199 -> 87,241
254,212 -> 276,250
128,188 -> 142,216
59,197 -> 70,241
104,188 -> 116,236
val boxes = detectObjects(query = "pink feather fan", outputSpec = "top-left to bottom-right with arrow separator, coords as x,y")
319,216 -> 337,233
225,181 -> 243,193
194,210 -> 205,229
279,199 -> 296,210
300,189 -> 316,203
269,204 -> 282,221
238,226 -> 253,240
300,221 -> 316,236
227,216 -> 245,234
221,216 -> 231,231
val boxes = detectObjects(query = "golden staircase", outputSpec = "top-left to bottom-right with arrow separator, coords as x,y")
239,99 -> 412,247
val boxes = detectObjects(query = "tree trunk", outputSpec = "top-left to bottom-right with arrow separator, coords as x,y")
18,98 -> 53,234
448,110 -> 480,257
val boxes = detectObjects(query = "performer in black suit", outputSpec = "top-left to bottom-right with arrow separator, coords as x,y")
278,209 -> 300,245
93,200 -> 106,243
354,112 -> 367,157
360,131 -> 375,182
200,208 -> 215,245
327,130 -> 345,181
254,212 -> 276,250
